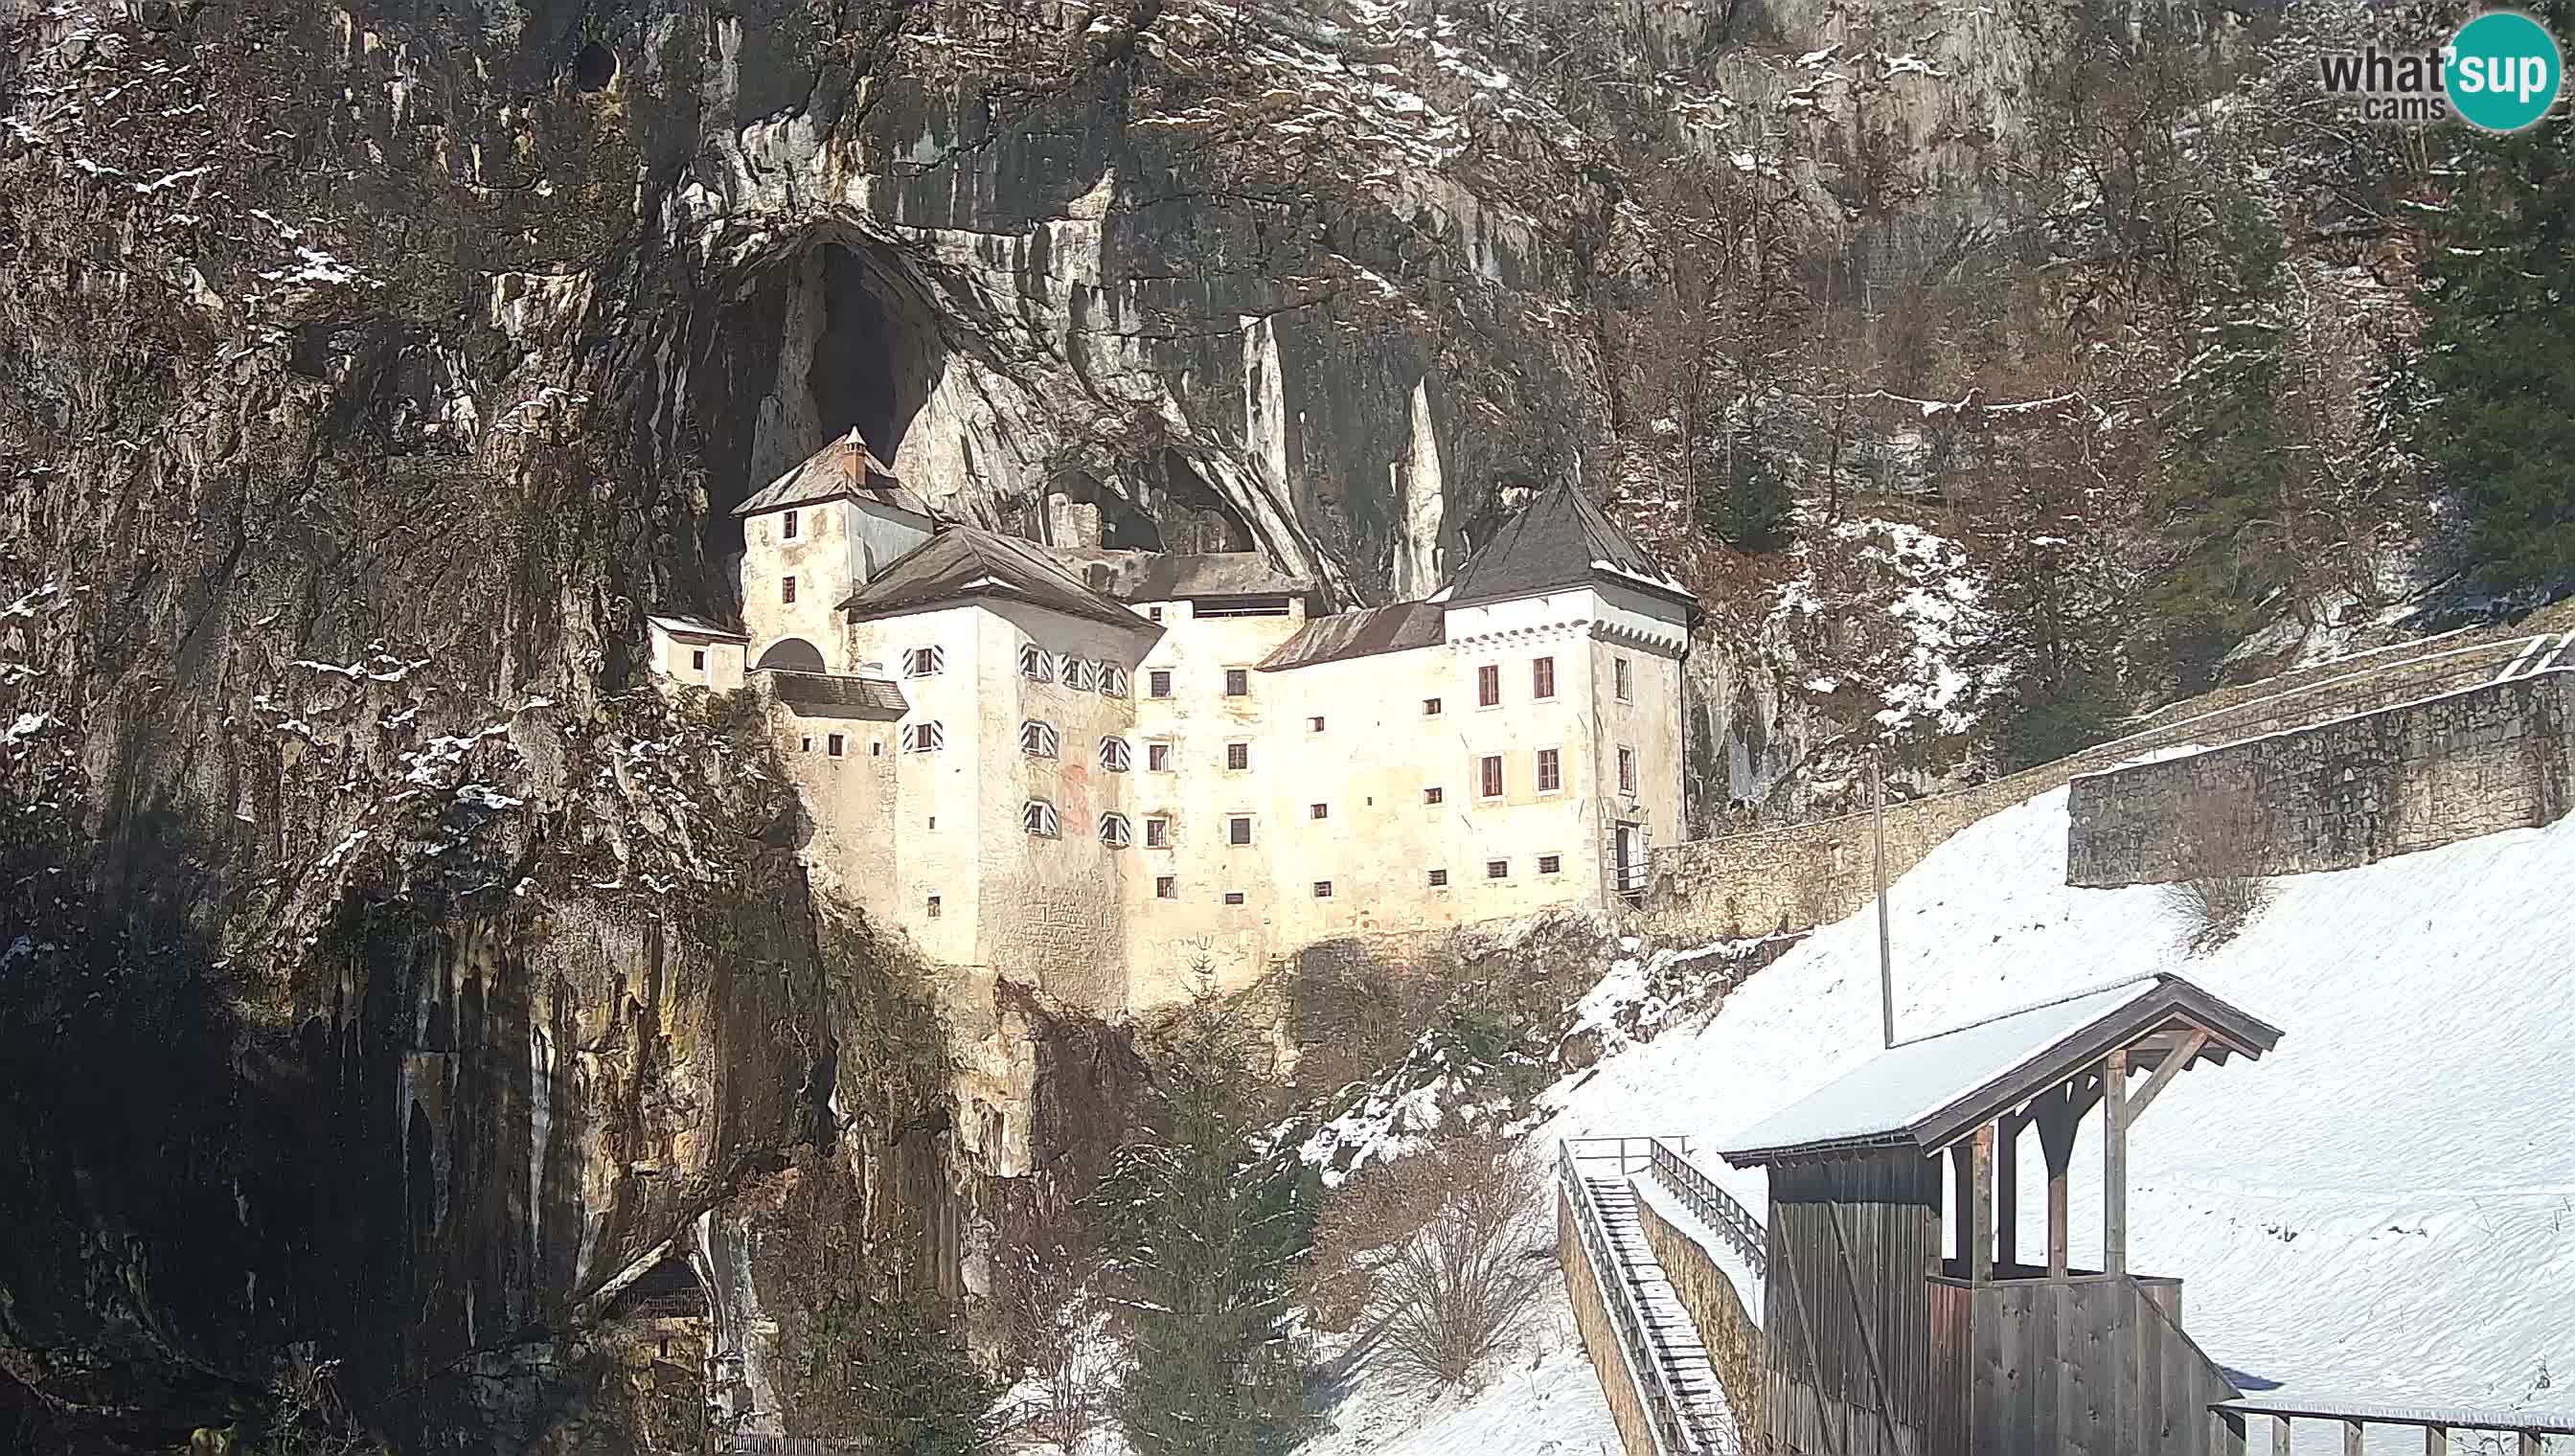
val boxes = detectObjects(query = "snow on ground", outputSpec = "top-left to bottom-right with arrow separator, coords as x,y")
1543,784 -> 2575,1440
1298,1289 -> 1625,1456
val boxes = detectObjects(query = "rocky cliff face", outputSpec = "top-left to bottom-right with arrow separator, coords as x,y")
0,0 -> 2122,1441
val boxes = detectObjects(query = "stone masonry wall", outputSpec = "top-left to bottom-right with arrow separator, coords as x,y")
1632,1197 -> 1766,1451
1559,1190 -> 1659,1456
1630,628 -> 2549,944
2066,668 -> 2575,886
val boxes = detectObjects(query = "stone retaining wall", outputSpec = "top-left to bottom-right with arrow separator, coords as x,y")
1559,1190 -> 1658,1456
2067,668 -> 2575,886
1632,1195 -> 1766,1452
1630,631 -> 2545,944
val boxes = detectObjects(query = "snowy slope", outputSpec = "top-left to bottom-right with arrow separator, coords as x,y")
1297,1289 -> 1625,1456
1543,785 -> 2575,1434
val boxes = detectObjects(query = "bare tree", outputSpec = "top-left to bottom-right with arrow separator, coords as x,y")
1323,1133 -> 1555,1393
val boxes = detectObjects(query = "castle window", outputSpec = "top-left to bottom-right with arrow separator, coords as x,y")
1156,875 -> 1176,899
1148,741 -> 1174,772
1226,741 -> 1249,771
1146,817 -> 1169,848
1427,868 -> 1448,888
1310,803 -> 1328,820
1532,655 -> 1556,699
692,649 -> 707,671
1487,858 -> 1509,879
1477,664 -> 1499,707
1224,668 -> 1249,696
1149,670 -> 1173,698
1023,799 -> 1061,837
1312,881 -> 1333,899
1100,813 -> 1132,848
800,735 -> 813,753
827,733 -> 845,757
1309,716 -> 1325,732
1228,816 -> 1252,846
783,510 -> 799,540
1615,657 -> 1633,702
925,895 -> 941,919
1538,854 -> 1562,876
902,646 -> 945,677
1063,655 -> 1099,692
901,721 -> 945,753
1479,755 -> 1504,799
1223,891 -> 1246,905
782,576 -> 798,604
1018,644 -> 1055,683
1537,747 -> 1561,794
1021,719 -> 1060,759
1150,606 -> 1165,623
1424,697 -> 1442,716
872,741 -> 881,756
1618,746 -> 1636,795
1100,664 -> 1130,697
1100,737 -> 1132,772
1424,786 -> 1443,805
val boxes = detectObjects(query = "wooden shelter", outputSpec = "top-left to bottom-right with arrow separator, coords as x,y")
1717,973 -> 2284,1456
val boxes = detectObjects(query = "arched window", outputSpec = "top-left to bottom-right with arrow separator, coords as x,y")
1021,720 -> 1060,759
754,637 -> 827,673
900,721 -> 945,753
1100,813 -> 1131,848
1017,643 -> 1055,683
1023,799 -> 1060,837
1099,737 -> 1131,772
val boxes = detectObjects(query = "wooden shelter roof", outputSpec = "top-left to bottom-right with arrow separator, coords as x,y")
1717,973 -> 2281,1168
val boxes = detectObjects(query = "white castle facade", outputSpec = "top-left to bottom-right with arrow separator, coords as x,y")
649,431 -> 1698,1017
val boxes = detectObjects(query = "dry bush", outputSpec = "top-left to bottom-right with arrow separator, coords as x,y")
989,1196 -> 1112,1454
1309,1132 -> 1554,1391
2159,786 -> 2273,954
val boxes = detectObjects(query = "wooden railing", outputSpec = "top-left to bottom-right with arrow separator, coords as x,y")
1642,1138 -> 1767,1279
1559,1139 -> 1717,1455
2213,1396 -> 2575,1453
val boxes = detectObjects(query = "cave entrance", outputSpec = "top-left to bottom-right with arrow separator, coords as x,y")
1152,450 -> 1254,555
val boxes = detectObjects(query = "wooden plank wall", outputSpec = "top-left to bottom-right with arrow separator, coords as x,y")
1964,1275 -> 2243,1456
1763,1153 -> 1942,1456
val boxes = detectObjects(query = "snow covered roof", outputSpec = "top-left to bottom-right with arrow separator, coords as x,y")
1717,973 -> 2282,1167
734,429 -> 930,519
838,527 -> 1162,638
646,613 -> 746,642
1443,480 -> 1697,612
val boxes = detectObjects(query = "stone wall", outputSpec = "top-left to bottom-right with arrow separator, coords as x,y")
1558,1190 -> 1659,1456
2067,668 -> 2575,886
1632,1197 -> 1766,1451
1630,629 -> 2549,944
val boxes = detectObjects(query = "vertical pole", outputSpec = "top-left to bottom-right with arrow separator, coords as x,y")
2104,1049 -> 2131,1276
1950,1140 -> 1972,1273
1874,750 -> 1894,1049
1970,1122 -> 1995,1284
1995,1112 -> 2020,1273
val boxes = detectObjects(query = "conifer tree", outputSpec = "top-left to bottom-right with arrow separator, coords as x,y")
1094,974 -> 1316,1456
2420,1 -> 2575,595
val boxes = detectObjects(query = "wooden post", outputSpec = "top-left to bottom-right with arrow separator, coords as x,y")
2426,1426 -> 2449,1455
2104,1049 -> 2130,1276
2343,1419 -> 2363,1455
1971,1122 -> 1995,1283
2518,1434 -> 2541,1456
1951,1138 -> 1973,1272
2036,1081 -> 2078,1278
1995,1112 -> 2020,1273
2272,1415 -> 2290,1456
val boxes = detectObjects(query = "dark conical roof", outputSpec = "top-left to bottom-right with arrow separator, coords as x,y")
1443,481 -> 1695,609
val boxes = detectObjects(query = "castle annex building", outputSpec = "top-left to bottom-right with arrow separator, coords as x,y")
649,431 -> 1699,1015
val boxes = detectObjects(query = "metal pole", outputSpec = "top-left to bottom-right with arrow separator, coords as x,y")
1875,749 -> 1894,1048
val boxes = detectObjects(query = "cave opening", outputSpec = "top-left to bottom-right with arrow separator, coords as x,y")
1155,449 -> 1254,555
687,242 -> 948,616
570,41 -> 616,92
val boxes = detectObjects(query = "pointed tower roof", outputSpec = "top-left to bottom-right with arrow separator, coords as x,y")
838,527 -> 1161,637
1442,481 -> 1696,611
734,429 -> 931,519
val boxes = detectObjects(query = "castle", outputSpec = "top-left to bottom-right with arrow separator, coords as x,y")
649,431 -> 1698,1016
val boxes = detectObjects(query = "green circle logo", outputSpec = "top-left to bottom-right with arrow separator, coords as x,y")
2445,11 -> 2564,132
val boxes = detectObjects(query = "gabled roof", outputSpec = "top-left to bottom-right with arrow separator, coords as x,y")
1258,600 -> 1446,671
1041,547 -> 1313,603
838,528 -> 1160,637
765,670 -> 907,719
1444,481 -> 1697,611
1717,973 -> 2282,1168
734,429 -> 931,519
647,613 -> 747,642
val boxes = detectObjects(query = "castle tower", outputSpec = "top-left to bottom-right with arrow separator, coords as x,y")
735,429 -> 934,674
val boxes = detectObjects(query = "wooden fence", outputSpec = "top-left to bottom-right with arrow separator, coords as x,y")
2214,1396 -> 2575,1454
